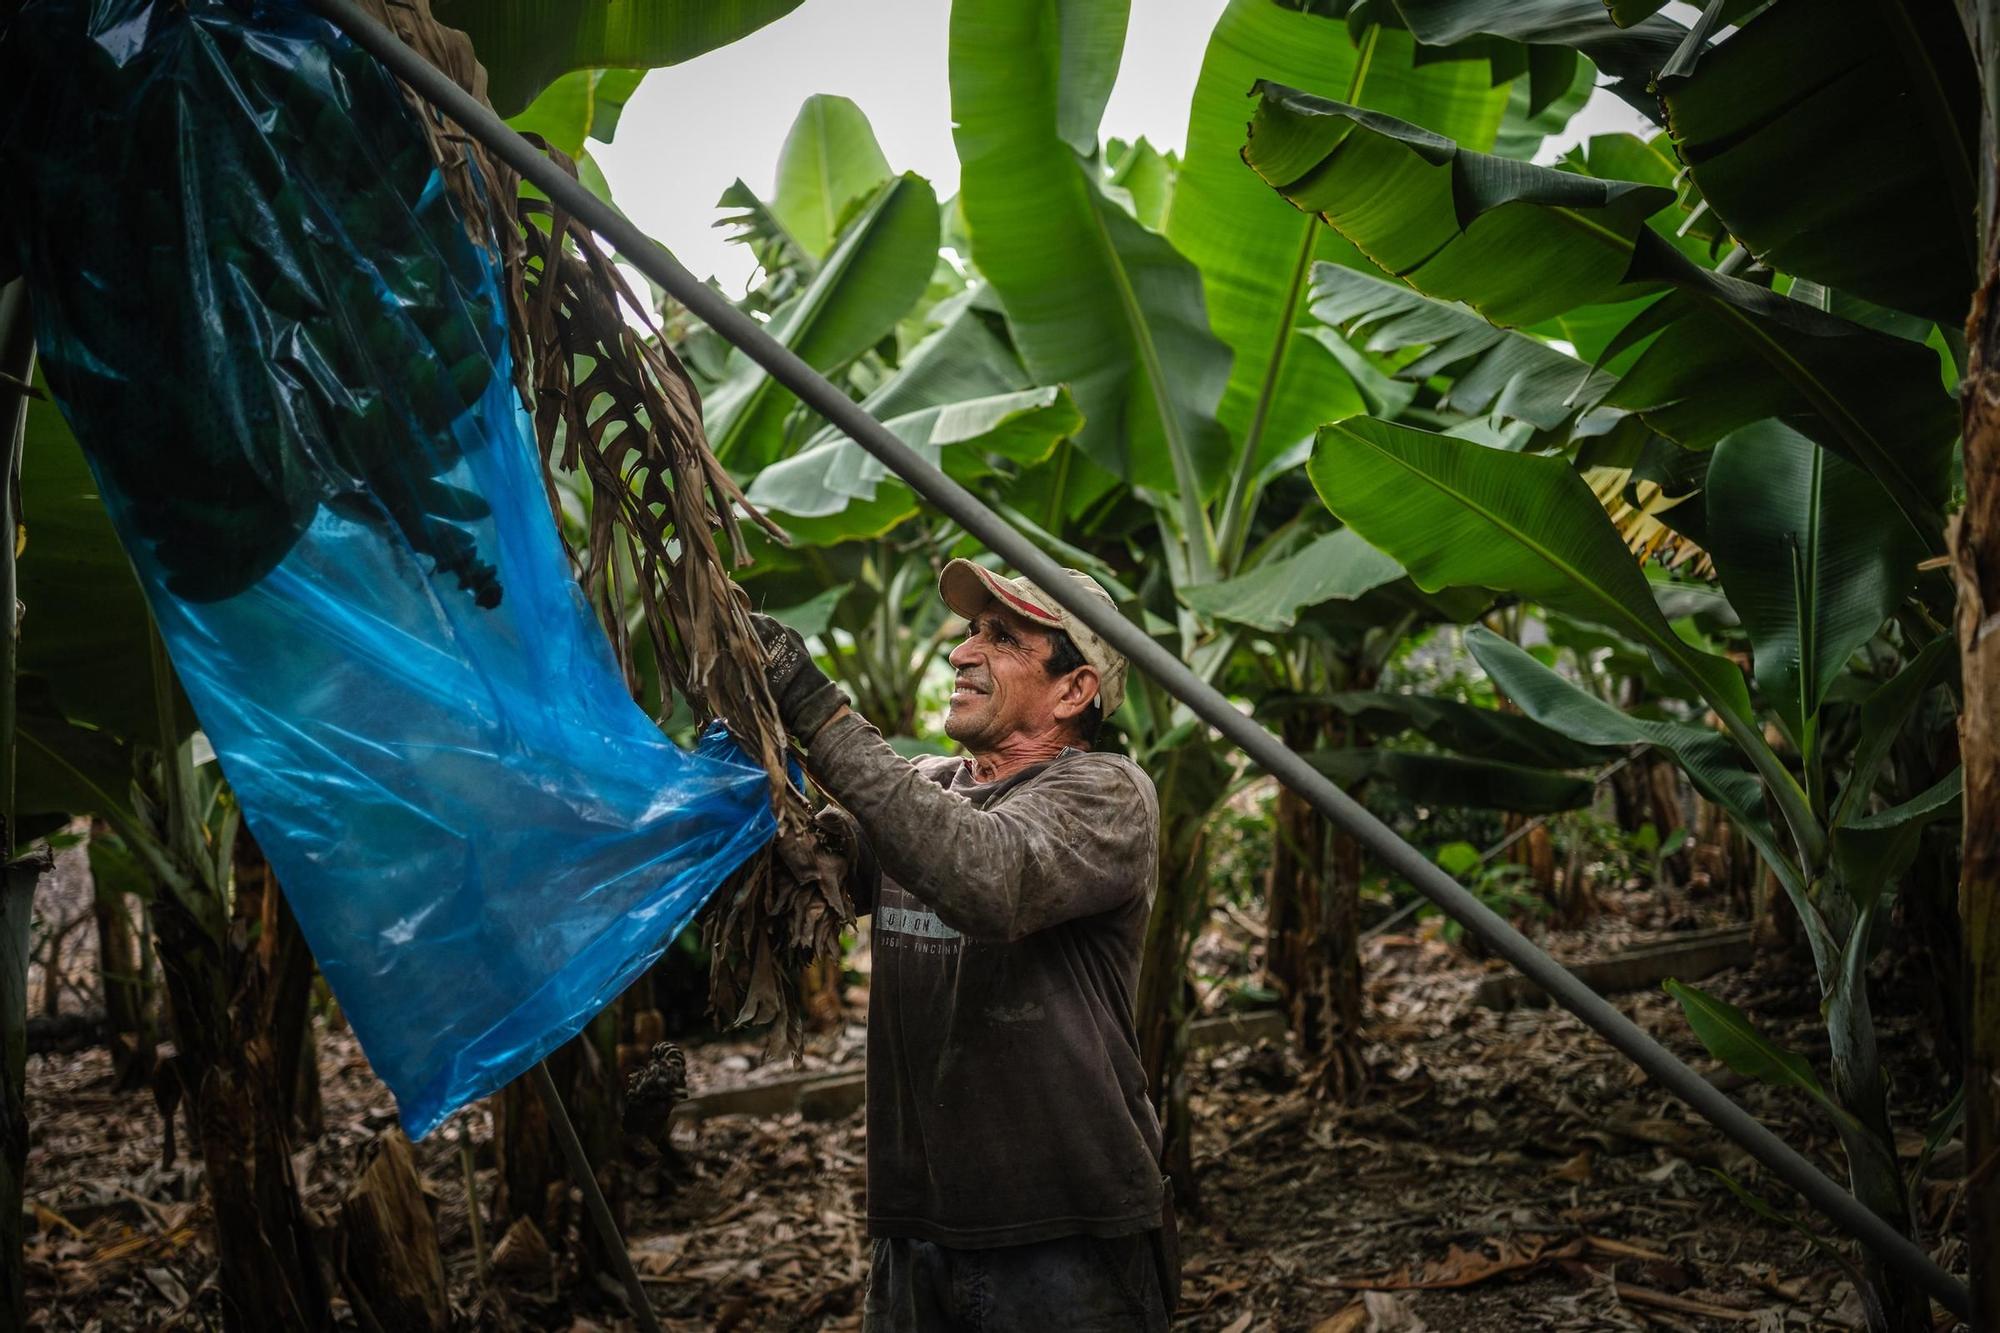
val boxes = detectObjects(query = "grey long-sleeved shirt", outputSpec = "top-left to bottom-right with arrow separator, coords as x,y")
807,709 -> 1165,1248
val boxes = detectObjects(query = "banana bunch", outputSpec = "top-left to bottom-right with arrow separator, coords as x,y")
9,0 -> 509,607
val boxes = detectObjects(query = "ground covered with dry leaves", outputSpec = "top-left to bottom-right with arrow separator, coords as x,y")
22,872 -> 1966,1331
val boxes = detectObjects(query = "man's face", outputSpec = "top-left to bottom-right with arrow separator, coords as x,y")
943,606 -> 1072,749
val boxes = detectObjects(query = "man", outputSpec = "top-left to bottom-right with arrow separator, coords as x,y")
753,558 -> 1172,1331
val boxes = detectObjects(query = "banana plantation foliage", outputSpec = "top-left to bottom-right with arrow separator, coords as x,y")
0,0 -> 1993,1330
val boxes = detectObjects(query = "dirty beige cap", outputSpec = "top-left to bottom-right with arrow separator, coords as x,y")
937,559 -> 1129,715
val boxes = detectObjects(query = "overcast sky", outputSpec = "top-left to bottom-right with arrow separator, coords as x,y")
592,0 -> 1653,296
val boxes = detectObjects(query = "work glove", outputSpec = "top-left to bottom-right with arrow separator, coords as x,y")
749,612 -> 849,743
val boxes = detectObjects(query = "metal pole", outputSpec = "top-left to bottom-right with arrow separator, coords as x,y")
305,0 -> 1972,1314
529,1062 -> 662,1333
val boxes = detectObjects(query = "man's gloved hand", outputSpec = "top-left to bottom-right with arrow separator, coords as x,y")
749,612 -> 848,743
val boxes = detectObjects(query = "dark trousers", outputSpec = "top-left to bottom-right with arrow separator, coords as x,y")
863,1231 -> 1170,1331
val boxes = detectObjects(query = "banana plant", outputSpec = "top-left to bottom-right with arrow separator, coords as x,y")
1306,412 -> 1953,1328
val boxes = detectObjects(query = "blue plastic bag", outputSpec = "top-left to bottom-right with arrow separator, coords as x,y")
3,0 -> 775,1136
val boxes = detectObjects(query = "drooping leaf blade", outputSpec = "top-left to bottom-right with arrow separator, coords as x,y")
1830,635 -> 1955,831
1466,626 -> 1812,932
1832,768 -> 1964,911
1244,84 -> 1675,326
1660,0 -> 1978,324
435,0 -> 808,115
1385,0 -> 1691,120
1244,83 -> 1959,544
1308,263 -> 1611,431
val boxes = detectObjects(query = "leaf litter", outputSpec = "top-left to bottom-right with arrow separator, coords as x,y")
21,873 -> 1965,1330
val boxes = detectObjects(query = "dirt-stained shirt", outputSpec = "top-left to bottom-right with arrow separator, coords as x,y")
806,709 -> 1165,1249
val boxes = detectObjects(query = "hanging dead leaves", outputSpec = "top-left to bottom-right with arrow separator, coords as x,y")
365,0 -> 850,1055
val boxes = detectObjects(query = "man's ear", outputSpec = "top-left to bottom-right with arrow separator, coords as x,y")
1052,665 -> 1100,721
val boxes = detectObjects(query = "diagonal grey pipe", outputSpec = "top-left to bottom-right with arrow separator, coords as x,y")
306,0 -> 1970,1314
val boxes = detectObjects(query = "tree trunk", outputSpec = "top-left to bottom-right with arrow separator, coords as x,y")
233,840 -> 320,1136
1297,821 -> 1366,1103
339,1129 -> 448,1332
491,1010 -> 626,1281
1263,781 -> 1306,1002
1957,60 -> 2000,1318
150,886 -> 330,1332
1264,715 -> 1321,1025
1646,758 -> 1689,883
0,860 -> 41,1333
92,870 -> 153,1090
1271,712 -> 1366,1102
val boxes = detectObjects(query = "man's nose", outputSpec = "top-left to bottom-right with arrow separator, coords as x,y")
948,637 -> 981,670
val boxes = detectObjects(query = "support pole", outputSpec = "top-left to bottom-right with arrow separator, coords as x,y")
529,1062 -> 661,1333
304,0 -> 1972,1315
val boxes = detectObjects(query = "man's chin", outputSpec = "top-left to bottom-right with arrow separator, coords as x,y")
942,707 -> 983,746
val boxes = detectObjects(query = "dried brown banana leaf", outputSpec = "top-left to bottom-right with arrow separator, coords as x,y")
359,0 -> 851,1055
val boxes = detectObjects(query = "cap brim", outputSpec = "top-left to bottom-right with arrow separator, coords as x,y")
938,559 -> 1060,626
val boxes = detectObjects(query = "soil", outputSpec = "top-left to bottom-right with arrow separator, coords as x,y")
20,870 -> 1968,1332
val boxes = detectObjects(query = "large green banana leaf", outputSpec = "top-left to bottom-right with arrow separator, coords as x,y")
1245,85 -> 1674,325
17,678 -> 132,830
1244,85 -> 1958,543
1307,416 -> 1752,724
1553,131 -> 1729,262
1307,746 -> 1594,814
1659,0 -> 1975,324
1165,0 -> 1509,511
1376,0 -> 1690,118
745,290 -> 1033,539
744,386 -> 1080,544
706,173 -> 940,469
951,0 -> 1231,554
1704,421 -> 1924,739
433,0 -> 807,115
1308,263 -> 1610,432
1316,689 -> 1613,769
1662,979 -> 1849,1120
1178,528 -> 1403,632
770,95 -> 895,263
1593,266 -> 1954,542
